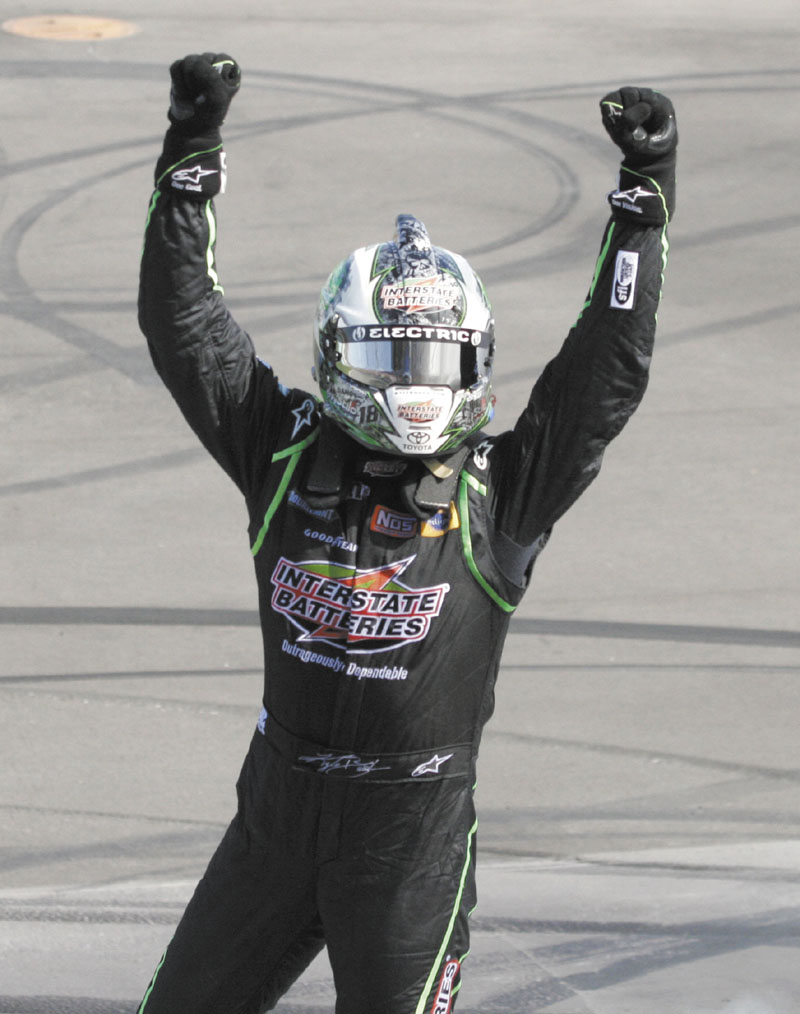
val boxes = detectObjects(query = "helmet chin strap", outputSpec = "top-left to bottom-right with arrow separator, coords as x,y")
422,457 -> 455,479
301,417 -> 478,517
301,418 -> 351,508
399,440 -> 476,518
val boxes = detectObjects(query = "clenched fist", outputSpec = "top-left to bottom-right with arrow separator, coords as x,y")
168,53 -> 241,133
600,86 -> 677,165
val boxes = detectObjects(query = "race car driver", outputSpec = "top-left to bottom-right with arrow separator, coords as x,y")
136,53 -> 677,1014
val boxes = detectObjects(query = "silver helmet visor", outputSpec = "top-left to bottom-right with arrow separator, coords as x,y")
335,324 -> 493,390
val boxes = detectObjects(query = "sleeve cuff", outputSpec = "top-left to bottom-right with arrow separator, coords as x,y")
607,152 -> 676,226
154,127 -> 227,199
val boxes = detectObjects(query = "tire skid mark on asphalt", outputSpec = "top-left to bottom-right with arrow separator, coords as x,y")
0,605 -> 798,647
487,727 -> 800,783
2,905 -> 799,1011
0,63 -> 580,388
0,801 -> 228,828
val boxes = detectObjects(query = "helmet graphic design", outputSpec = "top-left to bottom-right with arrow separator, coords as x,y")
313,214 -> 495,457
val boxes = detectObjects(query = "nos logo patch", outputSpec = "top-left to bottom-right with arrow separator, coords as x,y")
370,505 -> 418,538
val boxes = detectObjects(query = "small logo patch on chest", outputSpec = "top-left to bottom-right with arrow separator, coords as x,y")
370,504 -> 418,538
420,503 -> 459,538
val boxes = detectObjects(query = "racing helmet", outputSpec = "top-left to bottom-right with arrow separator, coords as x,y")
313,214 -> 495,457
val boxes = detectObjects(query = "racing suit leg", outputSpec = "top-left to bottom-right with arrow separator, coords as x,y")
137,735 -> 326,1014
320,776 -> 477,1014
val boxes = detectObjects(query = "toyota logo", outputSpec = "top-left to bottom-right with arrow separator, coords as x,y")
407,430 -> 431,445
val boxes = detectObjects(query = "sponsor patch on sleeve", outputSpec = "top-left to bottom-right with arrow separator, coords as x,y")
610,249 -> 639,310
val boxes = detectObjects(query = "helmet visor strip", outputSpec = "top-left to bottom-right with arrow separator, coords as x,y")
335,324 -> 493,390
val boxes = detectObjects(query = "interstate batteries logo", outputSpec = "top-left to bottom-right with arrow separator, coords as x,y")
380,275 -> 463,314
271,556 -> 450,654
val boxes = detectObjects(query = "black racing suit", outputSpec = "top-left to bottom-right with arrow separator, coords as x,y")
136,138 -> 673,1013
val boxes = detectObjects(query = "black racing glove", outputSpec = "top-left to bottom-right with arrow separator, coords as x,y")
155,53 -> 241,200
600,86 -> 677,225
168,52 -> 241,133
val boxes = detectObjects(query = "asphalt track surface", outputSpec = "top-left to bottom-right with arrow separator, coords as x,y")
1,2 -> 799,1011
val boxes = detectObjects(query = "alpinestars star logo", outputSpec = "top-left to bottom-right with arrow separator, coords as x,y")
610,185 -> 658,214
270,555 -> 450,654
411,753 -> 454,777
291,397 -> 316,438
170,165 -> 219,186
616,185 -> 657,203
